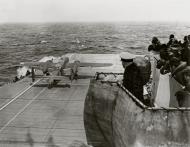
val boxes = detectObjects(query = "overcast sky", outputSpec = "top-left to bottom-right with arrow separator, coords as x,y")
0,0 -> 189,23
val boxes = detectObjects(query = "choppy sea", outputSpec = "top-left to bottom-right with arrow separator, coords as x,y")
1,22 -> 190,85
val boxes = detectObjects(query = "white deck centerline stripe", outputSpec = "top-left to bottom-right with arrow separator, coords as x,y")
0,79 -> 41,111
0,88 -> 46,133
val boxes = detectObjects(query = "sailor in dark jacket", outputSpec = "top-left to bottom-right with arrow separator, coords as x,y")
122,56 -> 151,105
181,36 -> 189,62
167,34 -> 179,47
175,67 -> 190,107
123,61 -> 144,103
148,37 -> 161,52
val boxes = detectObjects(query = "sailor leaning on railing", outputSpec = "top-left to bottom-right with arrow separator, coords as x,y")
120,52 -> 152,107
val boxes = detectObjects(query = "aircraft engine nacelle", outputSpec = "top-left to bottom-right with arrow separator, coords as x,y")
57,57 -> 69,76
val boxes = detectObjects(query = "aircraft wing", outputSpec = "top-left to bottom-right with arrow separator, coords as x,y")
33,83 -> 70,88
0,65 -> 23,70
20,62 -> 40,67
3,62 -> 41,69
15,61 -> 112,70
19,61 -> 59,71
29,75 -> 67,79
67,62 -> 113,68
29,74 -> 94,79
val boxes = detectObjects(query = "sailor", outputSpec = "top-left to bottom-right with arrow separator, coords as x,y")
31,67 -> 35,82
148,37 -> 161,52
167,34 -> 179,47
26,70 -> 31,76
183,67 -> 190,89
175,66 -> 190,107
188,35 -> 190,42
181,36 -> 189,62
158,41 -> 182,74
172,38 -> 190,78
13,76 -> 19,82
120,52 -> 135,69
181,36 -> 189,48
155,44 -> 170,74
121,52 -> 151,105
159,44 -> 169,60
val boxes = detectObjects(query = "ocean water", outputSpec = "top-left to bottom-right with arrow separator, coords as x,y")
1,22 -> 190,85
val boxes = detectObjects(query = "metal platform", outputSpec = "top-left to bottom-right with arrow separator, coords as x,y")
0,54 -> 123,147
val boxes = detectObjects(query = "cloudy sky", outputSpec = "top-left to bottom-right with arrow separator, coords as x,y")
0,0 -> 189,22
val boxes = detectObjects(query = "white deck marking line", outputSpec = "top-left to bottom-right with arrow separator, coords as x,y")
0,79 -> 41,111
0,81 -> 42,111
0,88 -> 46,133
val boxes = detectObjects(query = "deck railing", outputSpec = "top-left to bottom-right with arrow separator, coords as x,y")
95,72 -> 190,112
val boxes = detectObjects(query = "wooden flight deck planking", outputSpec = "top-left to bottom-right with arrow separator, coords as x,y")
0,54 -> 123,147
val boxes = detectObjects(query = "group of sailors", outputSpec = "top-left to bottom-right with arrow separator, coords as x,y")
121,34 -> 190,107
148,34 -> 190,79
148,34 -> 189,72
148,34 -> 190,107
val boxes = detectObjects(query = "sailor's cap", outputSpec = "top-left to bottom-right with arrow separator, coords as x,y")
120,52 -> 136,62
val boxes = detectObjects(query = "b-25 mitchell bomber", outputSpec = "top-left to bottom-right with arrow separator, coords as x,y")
18,56 -> 113,89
